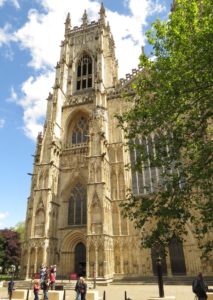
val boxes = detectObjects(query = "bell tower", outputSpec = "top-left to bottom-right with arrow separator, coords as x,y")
22,3 -> 121,281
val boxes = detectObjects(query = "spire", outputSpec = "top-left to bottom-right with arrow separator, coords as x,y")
99,2 -> 106,25
64,12 -> 71,36
82,10 -> 88,25
141,45 -> 145,56
99,2 -> 105,18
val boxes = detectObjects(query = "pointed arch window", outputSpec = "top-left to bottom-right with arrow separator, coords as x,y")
68,183 -> 87,225
76,54 -> 93,90
72,116 -> 89,145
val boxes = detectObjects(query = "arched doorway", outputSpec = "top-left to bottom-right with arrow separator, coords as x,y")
169,237 -> 186,275
75,242 -> 86,276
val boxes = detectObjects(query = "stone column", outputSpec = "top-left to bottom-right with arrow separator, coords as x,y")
95,247 -> 98,276
86,245 -> 90,278
26,247 -> 31,279
34,246 -> 38,273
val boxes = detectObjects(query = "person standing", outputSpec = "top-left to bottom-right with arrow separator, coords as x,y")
192,272 -> 208,300
8,278 -> 15,300
33,280 -> 40,300
42,278 -> 49,300
49,271 -> 56,290
78,277 -> 87,300
75,277 -> 82,300
39,264 -> 46,289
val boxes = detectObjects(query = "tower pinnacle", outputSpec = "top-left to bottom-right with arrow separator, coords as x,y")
82,10 -> 88,25
99,2 -> 106,25
64,12 -> 71,36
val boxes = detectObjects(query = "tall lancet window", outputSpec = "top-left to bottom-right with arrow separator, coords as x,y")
72,116 -> 89,145
68,183 -> 87,225
76,54 -> 93,90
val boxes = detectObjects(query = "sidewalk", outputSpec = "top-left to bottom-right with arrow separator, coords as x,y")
0,284 -> 197,300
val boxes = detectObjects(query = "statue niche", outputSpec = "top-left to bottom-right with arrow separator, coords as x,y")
91,194 -> 102,234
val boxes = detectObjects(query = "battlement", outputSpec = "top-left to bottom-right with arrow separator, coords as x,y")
70,20 -> 99,33
119,65 -> 142,86
107,66 -> 143,100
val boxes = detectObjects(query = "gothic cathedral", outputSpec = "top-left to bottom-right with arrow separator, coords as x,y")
21,4 -> 210,281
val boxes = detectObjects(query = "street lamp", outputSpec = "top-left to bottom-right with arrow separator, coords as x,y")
11,265 -> 16,279
156,256 -> 164,298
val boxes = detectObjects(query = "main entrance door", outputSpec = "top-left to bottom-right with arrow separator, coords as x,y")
169,237 -> 186,275
75,242 -> 86,276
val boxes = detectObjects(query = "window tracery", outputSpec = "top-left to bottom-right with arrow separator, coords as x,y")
76,54 -> 93,90
71,116 -> 89,145
68,183 -> 87,225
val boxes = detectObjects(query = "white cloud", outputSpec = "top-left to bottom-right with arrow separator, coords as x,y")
0,211 -> 9,220
0,0 -> 6,7
0,23 -> 13,46
11,0 -> 20,9
0,0 -> 20,8
7,86 -> 18,102
9,0 -> 166,141
18,71 -> 55,140
0,118 -> 5,128
0,212 -> 9,229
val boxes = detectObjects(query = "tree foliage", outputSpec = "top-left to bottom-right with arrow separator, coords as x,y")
0,229 -> 21,273
0,233 -> 5,267
14,221 -> 25,243
118,0 -> 213,258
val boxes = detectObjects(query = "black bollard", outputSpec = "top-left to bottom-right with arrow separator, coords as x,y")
103,290 -> 106,300
156,257 -> 164,298
125,291 -> 127,300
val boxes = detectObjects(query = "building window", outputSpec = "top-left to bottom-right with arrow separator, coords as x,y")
130,135 -> 177,196
68,183 -> 87,225
76,54 -> 93,91
72,116 -> 89,145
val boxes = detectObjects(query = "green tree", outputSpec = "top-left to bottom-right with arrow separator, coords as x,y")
0,233 -> 5,267
0,229 -> 21,273
14,221 -> 25,243
118,0 -> 213,258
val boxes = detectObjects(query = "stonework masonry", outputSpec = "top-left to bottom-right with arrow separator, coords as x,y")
21,4 -> 212,282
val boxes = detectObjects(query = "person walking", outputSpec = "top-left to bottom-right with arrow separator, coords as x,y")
192,272 -> 208,300
8,278 -> 15,300
33,280 -> 40,300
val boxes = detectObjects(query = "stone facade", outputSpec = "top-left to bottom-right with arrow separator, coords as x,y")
21,4 -> 212,281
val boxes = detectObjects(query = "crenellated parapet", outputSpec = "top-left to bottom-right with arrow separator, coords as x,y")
119,65 -> 143,86
107,66 -> 143,100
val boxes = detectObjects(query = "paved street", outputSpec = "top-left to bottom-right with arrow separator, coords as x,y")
0,284 -> 201,300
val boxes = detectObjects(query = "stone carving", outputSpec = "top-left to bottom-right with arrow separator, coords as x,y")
65,92 -> 94,106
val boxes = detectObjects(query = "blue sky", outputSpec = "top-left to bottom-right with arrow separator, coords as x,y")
0,0 -> 172,229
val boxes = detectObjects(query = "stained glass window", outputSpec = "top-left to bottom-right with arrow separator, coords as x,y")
68,183 -> 87,225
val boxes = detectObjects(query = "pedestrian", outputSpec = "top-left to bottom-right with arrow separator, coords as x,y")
33,280 -> 40,300
8,278 -> 15,300
40,264 -> 46,288
75,277 -> 82,300
49,271 -> 56,290
78,277 -> 87,300
42,278 -> 49,300
192,272 -> 208,300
